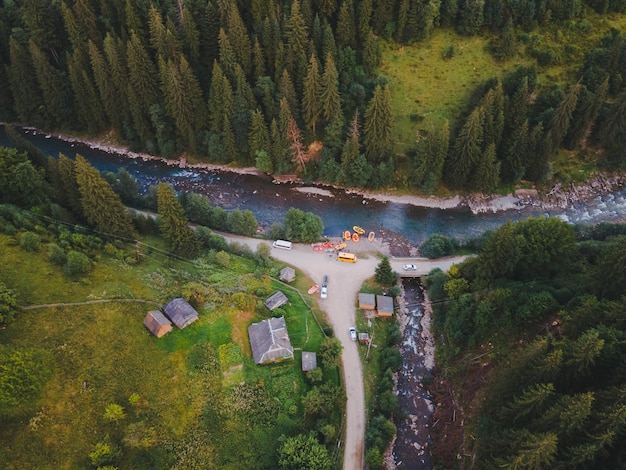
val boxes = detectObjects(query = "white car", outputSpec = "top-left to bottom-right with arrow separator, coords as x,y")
320,285 -> 328,299
403,264 -> 417,271
349,327 -> 357,341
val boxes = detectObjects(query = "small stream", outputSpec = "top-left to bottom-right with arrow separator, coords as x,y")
391,279 -> 435,469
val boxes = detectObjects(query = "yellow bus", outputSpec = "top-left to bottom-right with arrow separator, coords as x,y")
337,252 -> 357,263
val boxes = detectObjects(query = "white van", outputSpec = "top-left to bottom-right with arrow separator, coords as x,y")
272,239 -> 292,250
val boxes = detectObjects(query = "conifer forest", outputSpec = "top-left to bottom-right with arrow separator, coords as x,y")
1,0 -> 626,192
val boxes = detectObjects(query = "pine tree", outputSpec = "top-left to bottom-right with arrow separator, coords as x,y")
226,2 -> 252,75
362,30 -> 381,73
156,183 -> 201,258
252,38 -> 266,80
446,107 -> 484,189
473,142 -> 501,193
249,108 -> 271,162
88,40 -> 118,129
502,119 -> 530,184
319,54 -> 341,127
28,40 -> 64,127
73,0 -> 101,46
375,256 -> 395,285
67,47 -> 107,133
504,77 -> 529,136
148,5 -> 181,59
8,36 -> 45,125
126,32 -> 159,148
396,0 -> 410,42
364,85 -> 394,163
285,0 -> 309,76
278,69 -> 300,123
208,61 -> 234,134
336,0 -> 357,49
341,111 -> 361,176
180,6 -> 200,65
545,81 -> 582,154
321,20 -> 338,62
565,78 -> 608,149
57,153 -> 83,216
159,55 -> 207,151
358,0 -> 373,43
302,54 -> 322,135
124,0 -> 145,43
480,82 -> 505,150
74,155 -> 136,238
218,28 -> 238,82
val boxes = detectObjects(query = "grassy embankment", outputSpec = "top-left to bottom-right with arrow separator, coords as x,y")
0,230 -> 337,469
382,12 -> 626,187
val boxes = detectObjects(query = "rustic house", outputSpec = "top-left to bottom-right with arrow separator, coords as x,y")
144,310 -> 173,338
163,298 -> 199,329
358,293 -> 376,310
376,295 -> 394,317
302,351 -> 317,372
279,267 -> 296,283
248,316 -> 294,365
264,291 -> 289,311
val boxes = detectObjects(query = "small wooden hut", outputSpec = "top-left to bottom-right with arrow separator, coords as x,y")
264,291 -> 289,311
302,351 -> 318,372
376,295 -> 394,317
358,293 -> 376,310
358,332 -> 370,344
163,298 -> 199,329
144,310 -> 173,338
279,267 -> 296,283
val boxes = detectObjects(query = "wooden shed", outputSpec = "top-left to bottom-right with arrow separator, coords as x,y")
358,332 -> 370,344
163,298 -> 199,329
279,267 -> 296,283
358,293 -> 376,310
302,351 -> 317,372
376,295 -> 394,317
248,316 -> 294,365
264,291 -> 289,311
144,310 -> 173,338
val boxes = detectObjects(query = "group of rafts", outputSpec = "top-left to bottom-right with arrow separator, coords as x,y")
311,226 -> 375,252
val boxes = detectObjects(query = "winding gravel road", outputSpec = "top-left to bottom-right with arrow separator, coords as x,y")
221,234 -> 464,469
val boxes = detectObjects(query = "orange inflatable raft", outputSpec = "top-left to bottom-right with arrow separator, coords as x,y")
344,230 -> 351,240
352,232 -> 359,242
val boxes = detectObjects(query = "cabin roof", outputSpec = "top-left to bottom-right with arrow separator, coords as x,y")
162,298 -> 199,329
358,293 -> 376,308
264,291 -> 289,311
279,267 -> 296,282
376,295 -> 394,316
143,310 -> 173,337
302,351 -> 317,371
248,316 -> 294,365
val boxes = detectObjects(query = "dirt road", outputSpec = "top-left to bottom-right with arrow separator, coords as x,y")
221,234 -> 465,469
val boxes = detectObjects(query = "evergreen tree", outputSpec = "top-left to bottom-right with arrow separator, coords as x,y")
336,0 -> 357,49
321,20 -> 338,62
180,6 -> 200,66
252,38 -> 266,80
501,120 -> 530,184
57,153 -> 83,216
414,121 -> 449,193
358,0 -> 373,43
364,85 -> 394,163
545,81 -> 582,154
28,40 -> 65,127
504,77 -> 529,137
156,182 -> 201,258
8,36 -> 45,126
362,31 -> 381,73
148,5 -> 181,60
375,256 -> 395,286
67,47 -> 107,133
525,122 -> 549,184
249,108 -> 272,165
480,82 -> 505,150
218,28 -> 238,82
473,142 -> 500,192
446,107 -> 484,189
278,69 -> 300,124
285,0 -> 309,77
319,54 -> 341,127
88,40 -> 118,129
126,32 -> 159,149
565,78 -> 608,149
302,54 -> 322,135
226,2 -> 252,75
74,155 -> 136,238
73,0 -> 101,46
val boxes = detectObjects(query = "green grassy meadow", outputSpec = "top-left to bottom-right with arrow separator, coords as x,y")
0,231 -> 335,469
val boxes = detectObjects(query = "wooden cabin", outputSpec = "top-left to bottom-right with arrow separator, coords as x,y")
162,298 -> 199,329
358,293 -> 376,310
248,316 -> 294,365
144,310 -> 173,338
376,295 -> 394,317
279,267 -> 296,283
264,291 -> 289,311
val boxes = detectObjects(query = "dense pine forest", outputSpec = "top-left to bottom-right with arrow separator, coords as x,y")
426,218 -> 626,468
1,0 -> 626,194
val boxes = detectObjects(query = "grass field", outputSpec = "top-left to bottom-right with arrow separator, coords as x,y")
382,12 -> 626,158
0,230 -> 336,469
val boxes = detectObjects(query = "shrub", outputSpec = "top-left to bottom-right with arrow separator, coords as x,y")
420,233 -> 458,258
215,250 -> 230,268
48,244 -> 67,265
19,231 -> 41,251
64,250 -> 92,277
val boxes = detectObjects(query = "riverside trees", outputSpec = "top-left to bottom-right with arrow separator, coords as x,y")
426,217 -> 626,468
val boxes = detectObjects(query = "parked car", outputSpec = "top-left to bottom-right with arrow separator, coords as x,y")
403,264 -> 417,271
349,327 -> 357,341
320,285 -> 328,299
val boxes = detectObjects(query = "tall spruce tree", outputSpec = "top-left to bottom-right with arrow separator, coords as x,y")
364,85 -> 394,163
156,182 -> 201,258
249,108 -> 271,164
28,40 -> 65,127
319,54 -> 341,127
302,54 -> 322,135
446,107 -> 484,189
74,155 -> 136,238
545,81 -> 582,154
8,36 -> 45,126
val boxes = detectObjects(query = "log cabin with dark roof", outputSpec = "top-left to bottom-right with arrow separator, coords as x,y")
264,291 -> 289,311
144,310 -> 173,338
248,316 -> 294,365
162,298 -> 199,329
